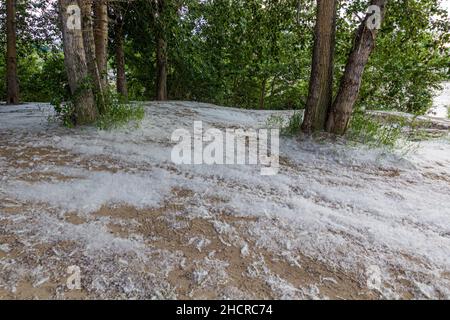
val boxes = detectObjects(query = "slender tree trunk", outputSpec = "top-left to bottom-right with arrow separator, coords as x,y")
115,15 -> 128,100
156,35 -> 168,101
6,0 -> 19,105
259,78 -> 267,110
326,0 -> 387,135
155,0 -> 168,101
59,0 -> 97,124
94,0 -> 108,89
79,0 -> 106,111
301,0 -> 337,133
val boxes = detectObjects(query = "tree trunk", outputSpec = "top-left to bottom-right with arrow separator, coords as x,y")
156,35 -> 168,101
6,0 -> 19,105
59,0 -> 97,124
79,0 -> 106,111
259,78 -> 267,110
94,0 -> 108,89
155,0 -> 168,101
115,15 -> 128,100
326,0 -> 387,135
301,0 -> 337,133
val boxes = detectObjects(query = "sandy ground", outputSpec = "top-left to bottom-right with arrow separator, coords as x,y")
0,102 -> 449,299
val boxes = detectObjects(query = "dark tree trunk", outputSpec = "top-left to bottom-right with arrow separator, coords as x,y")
155,0 -> 168,101
94,0 -> 108,89
59,0 -> 97,124
326,0 -> 387,135
115,15 -> 128,100
155,36 -> 168,101
301,0 -> 337,133
259,78 -> 267,110
6,0 -> 19,105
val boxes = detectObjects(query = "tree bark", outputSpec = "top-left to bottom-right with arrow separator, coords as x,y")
155,0 -> 168,101
79,0 -> 106,111
6,0 -> 19,105
94,0 -> 108,89
156,35 -> 168,101
115,15 -> 128,100
259,78 -> 267,110
59,0 -> 97,124
301,0 -> 337,133
326,0 -> 387,135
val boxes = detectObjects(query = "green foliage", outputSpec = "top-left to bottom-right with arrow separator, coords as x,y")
18,50 -> 69,102
50,98 -> 76,128
265,114 -> 286,129
2,0 -> 449,122
344,110 -> 445,151
339,0 -> 450,114
266,111 -> 303,136
346,111 -> 404,149
51,84 -> 145,130
50,77 -> 93,128
0,0 -> 65,102
122,0 -> 313,109
118,0 -> 448,114
96,92 -> 145,130
282,112 -> 303,136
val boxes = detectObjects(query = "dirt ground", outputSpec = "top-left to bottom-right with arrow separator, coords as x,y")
1,102 -> 449,299
0,139 -> 427,300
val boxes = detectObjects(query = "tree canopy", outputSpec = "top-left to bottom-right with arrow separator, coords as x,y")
1,0 -> 449,114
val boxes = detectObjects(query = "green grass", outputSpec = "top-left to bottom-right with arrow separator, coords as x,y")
50,97 -> 76,128
268,109 -> 444,152
266,111 -> 303,136
346,111 -> 404,149
282,112 -> 303,136
96,93 -> 145,130
345,110 -> 449,154
96,102 -> 145,130
51,90 -> 145,130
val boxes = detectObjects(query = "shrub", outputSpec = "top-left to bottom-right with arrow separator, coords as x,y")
96,92 -> 145,130
50,97 -> 76,128
51,88 -> 145,129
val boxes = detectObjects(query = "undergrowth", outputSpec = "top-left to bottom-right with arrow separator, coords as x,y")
96,92 -> 145,130
51,88 -> 144,130
266,112 -> 303,136
346,111 -> 404,149
347,109 -> 449,150
266,109 -> 442,154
